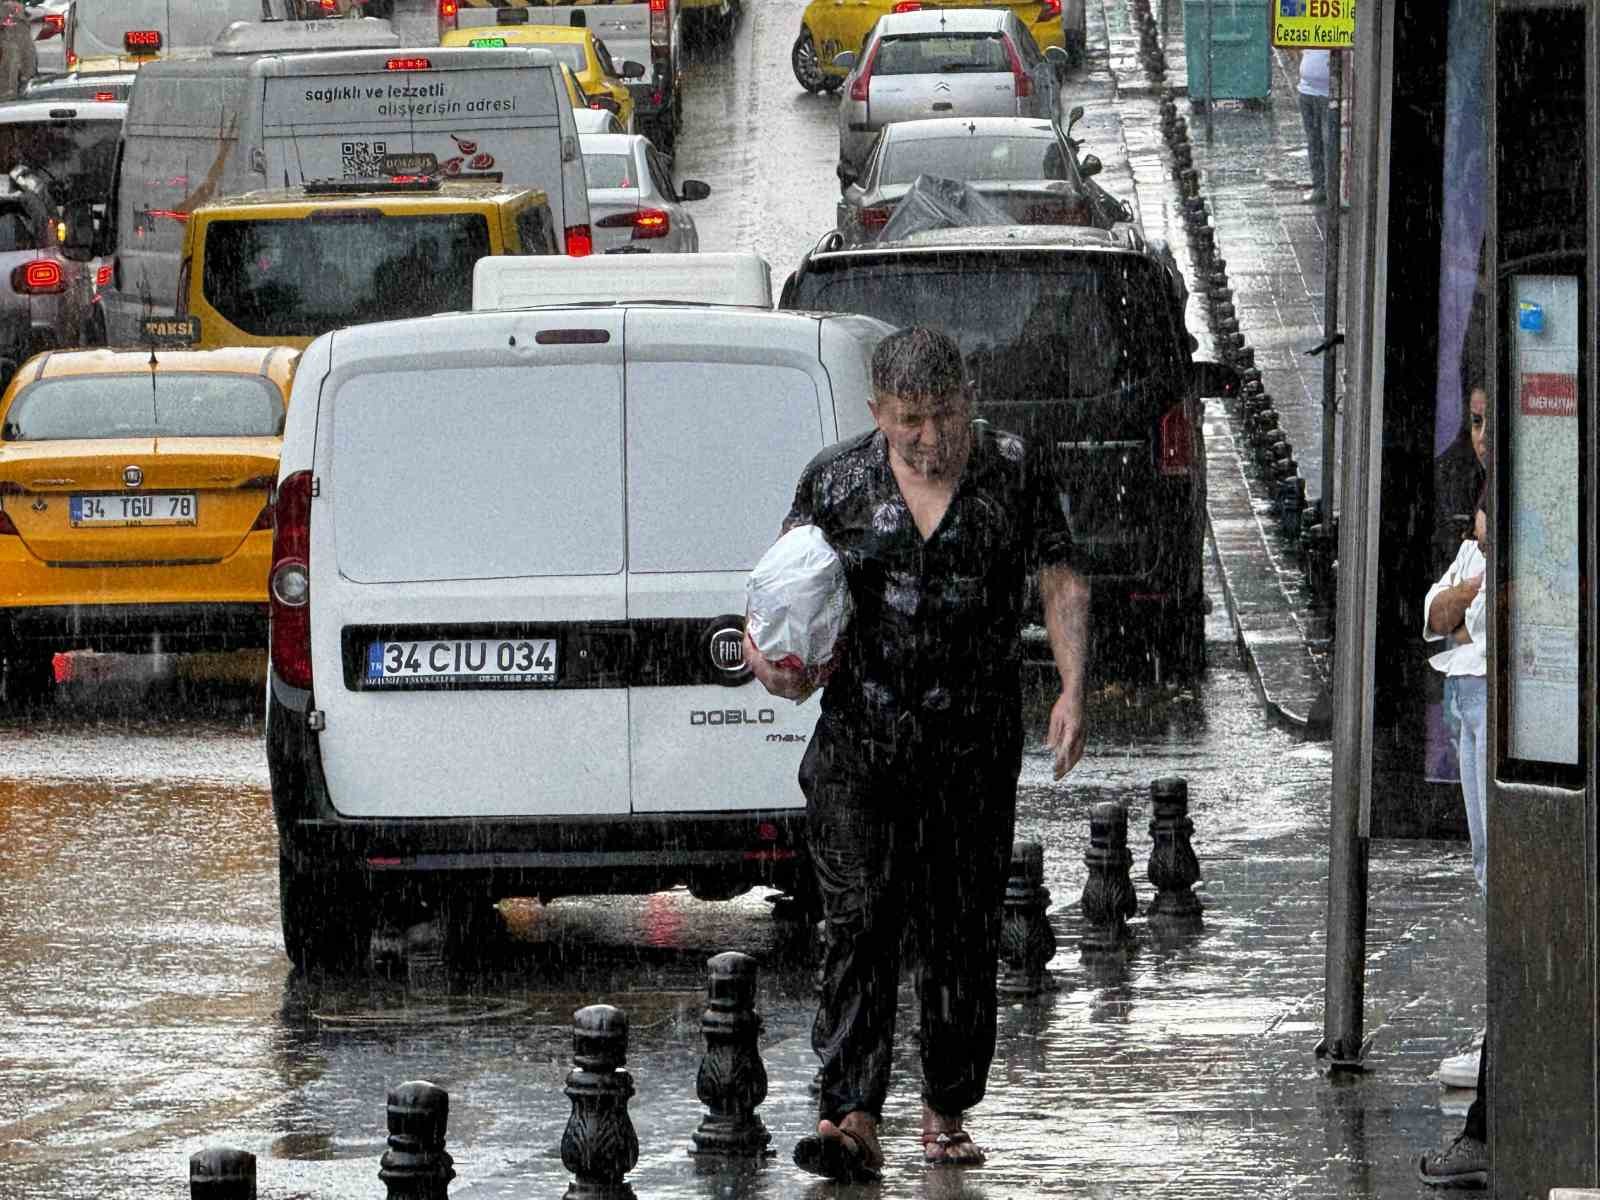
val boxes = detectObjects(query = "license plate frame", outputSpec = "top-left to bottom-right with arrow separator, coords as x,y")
69,492 -> 198,527
360,636 -> 560,690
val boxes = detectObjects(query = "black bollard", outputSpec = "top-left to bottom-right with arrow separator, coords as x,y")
998,841 -> 1057,997
1147,778 -> 1204,920
378,1081 -> 455,1200
190,1148 -> 255,1200
1080,802 -> 1137,952
691,952 -> 774,1159
561,1005 -> 639,1199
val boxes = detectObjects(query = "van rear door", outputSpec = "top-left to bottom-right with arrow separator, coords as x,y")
622,309 -> 831,815
310,309 -> 630,820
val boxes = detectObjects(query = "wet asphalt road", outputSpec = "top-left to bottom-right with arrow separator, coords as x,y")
0,4 -> 1358,1197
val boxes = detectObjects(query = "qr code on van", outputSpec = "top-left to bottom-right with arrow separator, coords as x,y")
341,141 -> 388,178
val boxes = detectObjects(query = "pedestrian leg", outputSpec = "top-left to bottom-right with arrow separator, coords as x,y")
1298,91 -> 1327,200
1455,676 -> 1488,894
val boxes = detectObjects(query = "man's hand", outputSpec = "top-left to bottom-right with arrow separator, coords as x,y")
744,631 -> 833,702
1047,690 -> 1085,780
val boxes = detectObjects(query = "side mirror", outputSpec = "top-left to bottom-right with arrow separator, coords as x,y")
590,95 -> 620,114
1043,44 -> 1069,66
680,179 -> 711,201
619,59 -> 647,79
58,200 -> 96,262
1068,103 -> 1085,127
833,50 -> 856,71
1078,153 -> 1101,178
1193,359 -> 1241,398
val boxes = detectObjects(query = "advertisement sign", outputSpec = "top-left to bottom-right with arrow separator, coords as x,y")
1506,275 -> 1580,766
1271,0 -> 1355,48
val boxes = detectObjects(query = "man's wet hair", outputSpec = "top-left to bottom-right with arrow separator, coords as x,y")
870,326 -> 964,402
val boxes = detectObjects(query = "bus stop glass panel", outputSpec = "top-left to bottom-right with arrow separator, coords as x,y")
1505,273 -> 1581,768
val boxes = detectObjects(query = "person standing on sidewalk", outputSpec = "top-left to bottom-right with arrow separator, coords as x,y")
1291,48 -> 1332,206
744,325 -> 1090,1182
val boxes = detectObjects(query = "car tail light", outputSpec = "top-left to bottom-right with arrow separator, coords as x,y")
438,0 -> 458,31
93,90 -> 116,101
320,0 -> 337,8
891,1 -> 921,10
859,206 -> 891,233
1158,401 -> 1193,476
848,40 -> 880,102
565,224 -> 593,256
95,263 -> 113,288
12,260 -> 65,294
649,0 -> 668,45
124,29 -> 162,52
1041,0 -> 1061,17
1004,37 -> 1032,98
387,56 -> 432,70
66,51 -> 77,67
40,12 -> 64,37
596,209 -> 669,239
269,470 -> 313,689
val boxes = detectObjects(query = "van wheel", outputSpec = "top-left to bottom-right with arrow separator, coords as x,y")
279,852 -> 372,974
2,650 -> 55,707
792,29 -> 838,93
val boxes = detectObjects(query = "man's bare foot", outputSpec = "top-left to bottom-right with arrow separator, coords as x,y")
921,1105 -> 986,1166
795,1110 -> 883,1181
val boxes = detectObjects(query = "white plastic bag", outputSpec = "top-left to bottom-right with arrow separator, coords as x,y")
746,525 -> 851,672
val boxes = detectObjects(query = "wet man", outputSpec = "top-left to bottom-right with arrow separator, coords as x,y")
745,326 -> 1089,1181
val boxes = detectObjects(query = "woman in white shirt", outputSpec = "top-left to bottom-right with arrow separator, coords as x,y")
1423,493 -> 1488,894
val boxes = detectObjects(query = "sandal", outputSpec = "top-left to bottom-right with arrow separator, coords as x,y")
922,1129 -> 986,1167
795,1117 -> 883,1183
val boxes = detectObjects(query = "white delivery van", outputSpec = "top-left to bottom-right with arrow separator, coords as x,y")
104,42 -> 590,344
65,0 -> 300,68
265,304 -> 891,970
473,252 -> 772,309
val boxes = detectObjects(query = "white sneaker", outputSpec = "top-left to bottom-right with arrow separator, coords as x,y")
1439,1048 -> 1481,1088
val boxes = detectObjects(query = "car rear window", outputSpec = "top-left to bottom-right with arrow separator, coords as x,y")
881,135 -> 1069,184
583,154 -> 637,189
201,213 -> 491,338
1,374 -> 284,440
874,34 -> 1010,75
789,254 -> 1180,399
0,118 -> 121,206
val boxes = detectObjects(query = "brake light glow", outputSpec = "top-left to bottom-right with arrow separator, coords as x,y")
320,0 -> 337,8
66,51 -> 77,67
44,13 -> 64,30
565,224 -> 593,256
124,29 -> 162,52
94,90 -> 116,101
1041,0 -> 1061,16
849,40 -> 880,102
387,56 -> 432,71
438,0 -> 458,27
269,470 -> 313,689
145,209 -> 189,222
12,259 -> 65,294
633,208 -> 669,238
892,1 -> 921,11
649,0 -> 668,45
95,263 -> 113,288
1158,402 -> 1194,476
1004,36 -> 1031,98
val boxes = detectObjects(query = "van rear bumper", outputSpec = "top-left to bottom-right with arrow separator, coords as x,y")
267,671 -> 809,901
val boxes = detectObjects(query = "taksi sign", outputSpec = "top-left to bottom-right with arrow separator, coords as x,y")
1271,0 -> 1354,48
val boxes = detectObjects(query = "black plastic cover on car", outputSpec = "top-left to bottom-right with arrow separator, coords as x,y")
875,174 -> 1012,243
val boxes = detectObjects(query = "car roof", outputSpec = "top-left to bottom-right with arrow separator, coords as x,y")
24,346 -> 299,391
883,117 -> 1057,141
0,98 -> 129,122
875,8 -> 1009,34
202,180 -> 542,210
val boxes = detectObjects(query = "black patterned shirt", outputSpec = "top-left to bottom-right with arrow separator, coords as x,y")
783,423 -> 1074,742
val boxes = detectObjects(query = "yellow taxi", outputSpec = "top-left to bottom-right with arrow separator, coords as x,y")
441,23 -> 640,132
792,0 -> 1065,92
0,346 -> 297,702
176,177 -> 560,352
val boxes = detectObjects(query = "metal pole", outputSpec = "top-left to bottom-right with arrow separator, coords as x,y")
1203,0 -> 1215,144
1320,50 -> 1343,518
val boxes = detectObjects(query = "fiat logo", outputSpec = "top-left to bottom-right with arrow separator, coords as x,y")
122,465 -> 143,488
709,627 -> 748,675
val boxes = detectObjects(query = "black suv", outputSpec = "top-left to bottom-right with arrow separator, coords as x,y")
779,223 -> 1236,675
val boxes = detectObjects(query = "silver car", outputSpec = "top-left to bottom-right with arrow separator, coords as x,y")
833,8 -> 1067,185
0,168 -> 96,382
581,132 -> 710,254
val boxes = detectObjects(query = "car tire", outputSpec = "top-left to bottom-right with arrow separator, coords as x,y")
2,649 -> 54,707
792,28 -> 838,93
278,851 -> 372,974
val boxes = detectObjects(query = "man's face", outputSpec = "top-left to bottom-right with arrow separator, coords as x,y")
1470,388 -> 1487,465
871,388 -> 971,479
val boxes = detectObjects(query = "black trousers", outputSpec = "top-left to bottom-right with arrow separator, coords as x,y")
798,712 -> 1021,1124
1464,1034 -> 1488,1143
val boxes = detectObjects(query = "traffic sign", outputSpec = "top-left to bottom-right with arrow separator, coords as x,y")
1271,0 -> 1354,49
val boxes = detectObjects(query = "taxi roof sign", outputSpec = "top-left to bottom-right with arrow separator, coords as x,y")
1271,0 -> 1354,49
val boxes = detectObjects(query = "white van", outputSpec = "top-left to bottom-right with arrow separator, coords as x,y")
65,0 -> 300,68
104,43 -> 590,345
473,252 -> 772,310
266,304 -> 891,969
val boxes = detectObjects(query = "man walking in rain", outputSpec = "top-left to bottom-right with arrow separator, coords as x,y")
745,325 -> 1089,1181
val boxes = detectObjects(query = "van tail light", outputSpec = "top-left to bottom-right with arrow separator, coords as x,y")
649,0 -> 668,45
1004,37 -> 1032,98
1040,0 -> 1061,17
12,260 -> 65,294
848,40 -> 880,102
269,470 -> 313,690
565,224 -> 593,256
438,0 -> 458,32
858,206 -> 891,234
1157,401 -> 1194,477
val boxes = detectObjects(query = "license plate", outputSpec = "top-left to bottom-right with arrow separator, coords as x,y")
363,638 -> 559,688
70,493 -> 197,526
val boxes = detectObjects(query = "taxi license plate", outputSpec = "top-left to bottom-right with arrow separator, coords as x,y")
70,493 -> 197,526
363,638 -> 558,688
